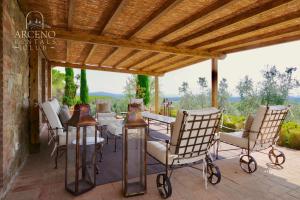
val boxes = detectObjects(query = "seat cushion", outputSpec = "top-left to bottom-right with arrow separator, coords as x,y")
220,131 -> 253,149
58,126 -> 98,146
147,141 -> 205,165
107,120 -> 123,136
98,116 -> 118,126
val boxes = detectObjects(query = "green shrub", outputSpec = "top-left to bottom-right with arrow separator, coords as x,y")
222,115 -> 245,132
278,121 -> 300,149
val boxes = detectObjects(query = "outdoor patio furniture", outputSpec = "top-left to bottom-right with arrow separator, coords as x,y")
96,100 -> 116,119
147,108 -> 222,198
107,119 -> 123,152
217,105 -> 290,173
142,111 -> 175,135
130,98 -> 145,111
40,99 -> 104,168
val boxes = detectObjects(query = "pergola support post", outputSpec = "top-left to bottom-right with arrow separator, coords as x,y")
29,46 -> 41,153
155,76 -> 159,114
211,58 -> 218,108
47,63 -> 52,99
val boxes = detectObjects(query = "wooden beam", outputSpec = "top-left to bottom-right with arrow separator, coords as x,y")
144,56 -> 191,72
154,57 -> 205,73
101,0 -> 183,67
209,25 -> 300,52
191,11 -> 300,49
113,50 -> 140,68
132,0 -> 182,37
47,63 -> 52,99
211,58 -> 218,108
84,0 -> 125,64
128,0 -> 232,70
220,33 -> 300,54
150,0 -> 233,42
155,76 -> 160,114
29,44 -> 41,153
50,61 -> 163,76
172,0 -> 293,46
66,0 -> 75,62
141,54 -> 176,71
41,59 -> 47,102
53,28 -> 222,57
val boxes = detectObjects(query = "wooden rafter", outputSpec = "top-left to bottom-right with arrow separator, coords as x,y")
52,28 -> 222,57
208,25 -> 300,52
66,0 -> 74,62
127,0 -> 233,70
84,0 -> 125,64
103,0 -> 182,68
141,54 -> 176,71
191,11 -> 300,49
50,61 -> 163,76
149,0 -> 233,42
171,0 -> 293,46
155,57 -> 207,73
218,32 -> 300,54
144,56 -> 192,72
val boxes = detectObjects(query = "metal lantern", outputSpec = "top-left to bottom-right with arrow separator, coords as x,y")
65,104 -> 97,195
122,112 -> 148,197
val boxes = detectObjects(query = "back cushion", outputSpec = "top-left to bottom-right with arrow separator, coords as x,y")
49,98 -> 61,114
170,108 -> 220,155
58,105 -> 71,129
250,105 -> 288,142
96,103 -> 111,113
42,101 -> 64,135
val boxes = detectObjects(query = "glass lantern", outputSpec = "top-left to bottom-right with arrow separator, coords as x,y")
65,104 -> 97,195
123,112 -> 148,197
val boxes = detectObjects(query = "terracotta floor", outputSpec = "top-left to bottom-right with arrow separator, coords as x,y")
4,125 -> 300,200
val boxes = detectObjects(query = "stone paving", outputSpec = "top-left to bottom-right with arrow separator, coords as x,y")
4,125 -> 300,200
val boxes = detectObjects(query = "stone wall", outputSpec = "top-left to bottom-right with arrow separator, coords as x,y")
0,0 -> 30,198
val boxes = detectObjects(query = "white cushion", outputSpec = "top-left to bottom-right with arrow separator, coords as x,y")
98,116 -> 118,126
249,106 -> 267,140
170,108 -> 220,154
107,120 -> 123,136
147,141 -> 205,165
71,136 -> 104,145
97,112 -> 116,118
59,126 -> 98,146
220,131 -> 254,149
42,101 -> 64,135
49,98 -> 61,114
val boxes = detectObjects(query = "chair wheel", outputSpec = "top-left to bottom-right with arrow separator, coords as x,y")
156,174 -> 172,199
269,148 -> 285,165
207,163 -> 221,185
240,155 -> 257,173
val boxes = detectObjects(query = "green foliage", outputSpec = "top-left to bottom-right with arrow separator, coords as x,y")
63,68 -> 77,106
218,78 -> 230,111
179,82 -> 189,95
236,75 -> 260,115
278,121 -> 300,150
52,69 -> 65,102
260,66 -> 300,105
222,115 -> 245,132
136,75 -> 150,106
80,69 -> 89,104
197,77 -> 209,108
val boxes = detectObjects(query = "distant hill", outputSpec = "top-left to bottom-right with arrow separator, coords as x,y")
89,91 -> 123,99
89,91 -> 300,103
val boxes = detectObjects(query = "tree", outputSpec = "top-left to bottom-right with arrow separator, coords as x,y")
124,75 -> 136,101
52,69 -> 65,102
236,75 -> 260,115
179,82 -> 189,95
260,66 -> 300,105
136,75 -> 150,106
218,78 -> 230,111
197,77 -> 208,108
80,69 -> 89,104
63,68 -> 77,106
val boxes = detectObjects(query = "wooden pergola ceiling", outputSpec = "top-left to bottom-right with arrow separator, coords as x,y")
20,0 -> 300,76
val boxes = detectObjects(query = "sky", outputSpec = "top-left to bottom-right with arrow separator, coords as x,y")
55,40 -> 300,97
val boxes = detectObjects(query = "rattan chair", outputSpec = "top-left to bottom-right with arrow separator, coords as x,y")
147,108 -> 222,198
217,105 -> 290,173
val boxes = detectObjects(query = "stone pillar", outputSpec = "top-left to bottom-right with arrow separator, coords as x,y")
211,58 -> 218,108
29,45 -> 40,153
